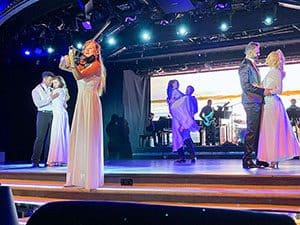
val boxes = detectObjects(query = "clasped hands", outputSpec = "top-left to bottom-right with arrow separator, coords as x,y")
263,88 -> 273,96
253,83 -> 273,96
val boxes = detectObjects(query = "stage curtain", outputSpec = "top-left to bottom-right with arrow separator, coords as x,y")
123,70 -> 150,151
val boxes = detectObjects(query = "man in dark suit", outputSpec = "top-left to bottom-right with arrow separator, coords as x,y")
238,42 -> 271,169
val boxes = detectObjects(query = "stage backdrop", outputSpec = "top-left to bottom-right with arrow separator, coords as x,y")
123,70 -> 150,151
150,63 -> 300,143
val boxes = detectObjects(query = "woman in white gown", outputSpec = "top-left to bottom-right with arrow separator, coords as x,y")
59,40 -> 105,190
257,50 -> 300,168
47,76 -> 70,166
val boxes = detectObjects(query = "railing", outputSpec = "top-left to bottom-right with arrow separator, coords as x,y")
0,0 -> 38,26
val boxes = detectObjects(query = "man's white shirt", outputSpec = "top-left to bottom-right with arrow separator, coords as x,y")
32,83 -> 53,111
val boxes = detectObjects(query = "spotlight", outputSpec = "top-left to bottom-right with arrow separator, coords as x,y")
107,37 -> 117,46
76,42 -> 83,49
47,47 -> 54,54
82,20 -> 92,30
34,48 -> 42,55
177,25 -> 189,37
263,16 -> 274,25
141,30 -> 151,42
24,50 -> 31,56
219,22 -> 230,32
214,1 -> 231,11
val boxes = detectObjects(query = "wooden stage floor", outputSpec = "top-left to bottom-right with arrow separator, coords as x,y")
1,159 -> 300,224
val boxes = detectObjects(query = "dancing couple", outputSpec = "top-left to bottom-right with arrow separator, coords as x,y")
239,41 -> 300,169
167,81 -> 198,163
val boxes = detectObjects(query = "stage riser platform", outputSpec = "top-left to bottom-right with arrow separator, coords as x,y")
1,159 -> 300,214
9,186 -> 300,207
1,173 -> 300,186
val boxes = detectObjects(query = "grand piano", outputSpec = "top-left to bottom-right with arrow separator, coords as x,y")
153,117 -> 203,146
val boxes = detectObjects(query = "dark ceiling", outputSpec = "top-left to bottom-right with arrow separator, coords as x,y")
1,0 -> 300,71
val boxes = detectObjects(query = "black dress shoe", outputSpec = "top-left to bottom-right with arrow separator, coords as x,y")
256,159 -> 269,168
175,159 -> 186,163
31,163 -> 41,168
242,160 -> 258,169
191,157 -> 197,164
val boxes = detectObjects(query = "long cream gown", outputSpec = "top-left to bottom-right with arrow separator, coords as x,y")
258,67 -> 300,162
47,88 -> 69,165
66,63 -> 104,189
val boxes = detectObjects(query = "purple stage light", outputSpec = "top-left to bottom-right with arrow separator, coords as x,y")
160,20 -> 169,25
125,16 -> 137,23
82,20 -> 92,30
215,2 -> 231,11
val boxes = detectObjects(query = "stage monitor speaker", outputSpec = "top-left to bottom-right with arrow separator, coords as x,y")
26,201 -> 296,225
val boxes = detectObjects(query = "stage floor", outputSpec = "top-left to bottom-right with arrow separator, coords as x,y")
1,159 -> 300,224
1,158 -> 300,176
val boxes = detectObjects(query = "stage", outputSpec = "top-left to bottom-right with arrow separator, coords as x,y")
1,159 -> 300,224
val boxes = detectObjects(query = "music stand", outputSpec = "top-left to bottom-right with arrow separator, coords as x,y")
214,108 -> 232,121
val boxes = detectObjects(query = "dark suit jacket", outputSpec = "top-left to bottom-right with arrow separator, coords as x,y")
238,58 -> 265,104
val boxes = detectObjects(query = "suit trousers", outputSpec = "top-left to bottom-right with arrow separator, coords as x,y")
178,138 -> 195,159
242,102 -> 262,162
31,111 -> 53,164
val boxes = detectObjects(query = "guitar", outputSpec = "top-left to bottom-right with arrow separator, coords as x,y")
203,111 -> 215,127
202,101 -> 230,127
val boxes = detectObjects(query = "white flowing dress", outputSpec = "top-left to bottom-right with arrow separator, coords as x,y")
169,90 -> 199,152
258,67 -> 300,162
47,88 -> 70,165
66,72 -> 104,189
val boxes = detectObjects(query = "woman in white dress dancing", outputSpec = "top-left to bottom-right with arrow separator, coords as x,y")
47,76 -> 70,166
257,50 -> 300,168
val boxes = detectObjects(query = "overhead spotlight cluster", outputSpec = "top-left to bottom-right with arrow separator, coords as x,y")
22,46 -> 55,57
21,41 -> 84,58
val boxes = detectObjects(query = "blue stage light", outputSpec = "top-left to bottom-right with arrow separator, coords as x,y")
141,31 -> 151,42
34,48 -> 43,55
24,50 -> 31,56
263,16 -> 274,25
177,25 -> 189,37
47,47 -> 55,54
76,42 -> 83,49
219,22 -> 229,32
107,37 -> 117,46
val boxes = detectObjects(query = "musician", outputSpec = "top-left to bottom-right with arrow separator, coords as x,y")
286,99 -> 300,139
287,99 -> 300,125
199,99 -> 216,146
60,40 -> 106,189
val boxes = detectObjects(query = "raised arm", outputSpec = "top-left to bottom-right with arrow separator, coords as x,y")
68,48 -> 101,80
59,55 -> 73,73
32,88 -> 52,108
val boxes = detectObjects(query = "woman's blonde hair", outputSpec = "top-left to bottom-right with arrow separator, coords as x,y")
266,49 -> 286,69
53,76 -> 70,101
84,39 -> 106,96
266,51 -> 280,69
